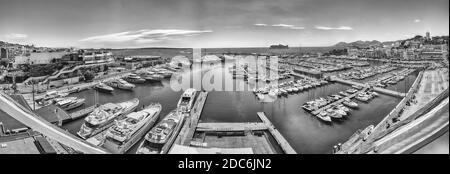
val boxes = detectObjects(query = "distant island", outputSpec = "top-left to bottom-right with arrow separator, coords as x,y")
270,44 -> 289,49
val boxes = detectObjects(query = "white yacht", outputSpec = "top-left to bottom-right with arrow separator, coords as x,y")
103,103 -> 162,154
177,88 -> 197,113
55,97 -> 85,111
106,79 -> 135,90
136,110 -> 183,154
77,98 -> 139,139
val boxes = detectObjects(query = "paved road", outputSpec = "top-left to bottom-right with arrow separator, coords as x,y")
0,91 -> 109,154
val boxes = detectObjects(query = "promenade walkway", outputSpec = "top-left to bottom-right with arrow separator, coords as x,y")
335,68 -> 449,154
0,91 -> 109,154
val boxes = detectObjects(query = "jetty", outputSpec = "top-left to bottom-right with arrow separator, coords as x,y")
170,94 -> 296,154
290,71 -> 322,80
171,91 -> 209,147
329,77 -> 406,98
196,122 -> 267,132
257,112 -> 297,154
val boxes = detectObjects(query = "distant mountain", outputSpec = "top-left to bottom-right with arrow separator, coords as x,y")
335,34 -> 449,49
334,40 -> 382,48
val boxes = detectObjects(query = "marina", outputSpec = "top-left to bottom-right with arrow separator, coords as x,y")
0,0 -> 448,157
1,56 -> 425,154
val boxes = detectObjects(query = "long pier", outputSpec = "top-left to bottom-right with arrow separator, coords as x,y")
196,122 -> 267,132
172,91 -> 209,148
257,112 -> 297,154
330,77 -> 406,98
290,72 -> 319,81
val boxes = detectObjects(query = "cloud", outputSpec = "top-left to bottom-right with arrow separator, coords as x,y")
5,33 -> 28,39
272,24 -> 294,27
272,24 -> 305,29
254,23 -> 304,30
79,29 -> 212,44
254,23 -> 268,26
414,19 -> 421,23
315,26 -> 353,30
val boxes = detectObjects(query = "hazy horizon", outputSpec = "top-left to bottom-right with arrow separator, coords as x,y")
1,0 -> 448,49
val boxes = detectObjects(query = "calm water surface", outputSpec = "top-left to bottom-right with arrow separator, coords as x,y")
64,61 -> 406,154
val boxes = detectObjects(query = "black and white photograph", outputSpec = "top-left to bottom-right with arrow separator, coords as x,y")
0,0 -> 448,161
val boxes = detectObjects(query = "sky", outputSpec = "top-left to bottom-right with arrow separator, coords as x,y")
0,0 -> 448,48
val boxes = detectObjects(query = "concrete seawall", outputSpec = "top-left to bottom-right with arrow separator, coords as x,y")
369,71 -> 424,140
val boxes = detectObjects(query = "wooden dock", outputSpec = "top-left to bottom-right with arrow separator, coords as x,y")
196,122 -> 267,132
257,112 -> 297,154
171,92 -> 209,147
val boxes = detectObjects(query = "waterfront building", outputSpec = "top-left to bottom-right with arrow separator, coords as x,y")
61,52 -> 83,63
120,55 -> 165,69
29,52 -> 68,65
347,48 -> 359,58
13,51 -> 68,66
81,51 -> 114,64
421,51 -> 446,59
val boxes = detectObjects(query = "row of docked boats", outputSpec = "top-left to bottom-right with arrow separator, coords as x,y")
35,91 -> 86,111
302,87 -> 379,123
36,91 -> 69,105
229,64 -> 291,82
76,88 -> 198,154
315,104 -> 352,122
368,68 -> 415,88
337,65 -> 397,80
302,93 -> 353,112
252,79 -> 329,100
136,88 -> 197,154
355,91 -> 379,102
93,68 -> 176,93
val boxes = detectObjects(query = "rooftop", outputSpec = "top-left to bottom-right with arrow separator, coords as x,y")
34,105 -> 71,124
0,137 -> 40,154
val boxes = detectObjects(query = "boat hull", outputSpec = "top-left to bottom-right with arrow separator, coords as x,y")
60,100 -> 85,111
95,86 -> 114,93
124,78 -> 146,84
103,112 -> 160,154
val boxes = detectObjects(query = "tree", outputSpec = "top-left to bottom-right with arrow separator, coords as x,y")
83,70 -> 96,81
